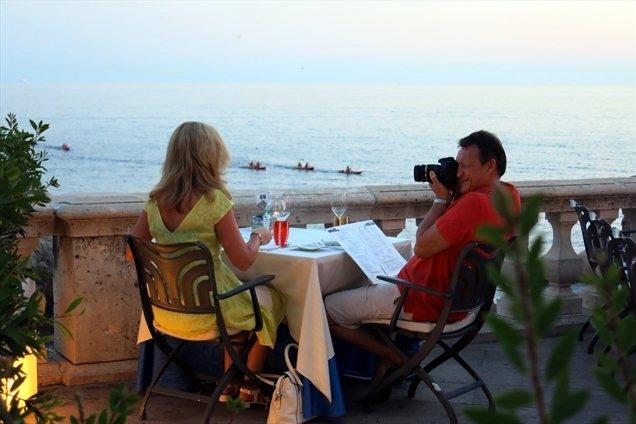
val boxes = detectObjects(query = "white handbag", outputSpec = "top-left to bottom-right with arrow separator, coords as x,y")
267,343 -> 306,424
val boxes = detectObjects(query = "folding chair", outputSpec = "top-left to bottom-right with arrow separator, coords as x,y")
127,235 -> 274,423
360,242 -> 502,423
570,199 -> 610,342
570,199 -> 603,276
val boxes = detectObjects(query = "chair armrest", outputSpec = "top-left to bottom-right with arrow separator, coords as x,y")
377,275 -> 452,299
216,275 -> 275,300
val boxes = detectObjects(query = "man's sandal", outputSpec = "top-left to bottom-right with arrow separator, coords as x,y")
238,386 -> 270,408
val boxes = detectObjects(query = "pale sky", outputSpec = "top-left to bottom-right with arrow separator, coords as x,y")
1,0 -> 634,85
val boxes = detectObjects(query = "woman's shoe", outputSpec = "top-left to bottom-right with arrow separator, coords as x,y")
239,386 -> 271,408
219,384 -> 240,403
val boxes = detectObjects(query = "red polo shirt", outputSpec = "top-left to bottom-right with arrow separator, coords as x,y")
397,182 -> 521,322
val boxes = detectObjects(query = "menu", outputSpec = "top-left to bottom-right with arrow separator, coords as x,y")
326,220 -> 407,284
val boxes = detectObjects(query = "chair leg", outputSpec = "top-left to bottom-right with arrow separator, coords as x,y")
138,350 -> 177,420
409,331 -> 477,399
579,318 -> 592,341
407,376 -> 421,399
443,346 -> 495,411
409,343 -> 456,398
587,334 -> 600,354
414,368 -> 458,424
202,364 -> 239,424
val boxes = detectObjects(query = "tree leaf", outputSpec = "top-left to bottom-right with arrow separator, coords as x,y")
593,367 -> 627,403
545,329 -> 577,381
477,224 -> 507,247
464,406 -> 522,424
550,389 -> 589,424
486,315 -> 526,372
495,389 -> 533,410
519,194 -> 542,235
54,320 -> 74,341
534,298 -> 561,337
62,297 -> 84,315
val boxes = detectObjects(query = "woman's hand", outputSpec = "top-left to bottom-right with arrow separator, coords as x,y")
428,171 -> 452,201
252,227 -> 272,245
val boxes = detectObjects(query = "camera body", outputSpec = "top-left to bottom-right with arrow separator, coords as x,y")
413,157 -> 459,190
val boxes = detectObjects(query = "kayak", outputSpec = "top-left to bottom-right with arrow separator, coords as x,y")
338,169 -> 363,175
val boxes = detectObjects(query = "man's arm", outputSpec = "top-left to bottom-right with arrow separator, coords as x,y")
414,171 -> 452,258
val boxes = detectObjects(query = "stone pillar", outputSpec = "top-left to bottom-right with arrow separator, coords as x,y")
541,211 -> 583,315
375,219 -> 406,237
52,195 -> 143,385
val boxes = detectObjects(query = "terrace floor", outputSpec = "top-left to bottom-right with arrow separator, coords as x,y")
45,335 -> 629,423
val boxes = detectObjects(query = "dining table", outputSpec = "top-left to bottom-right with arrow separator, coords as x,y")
223,226 -> 413,419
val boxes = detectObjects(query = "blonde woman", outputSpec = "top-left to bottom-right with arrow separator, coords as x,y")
131,121 -> 284,405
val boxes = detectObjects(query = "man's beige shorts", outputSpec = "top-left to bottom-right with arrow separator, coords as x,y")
325,282 -> 412,329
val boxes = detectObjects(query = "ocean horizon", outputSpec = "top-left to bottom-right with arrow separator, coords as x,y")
2,82 -> 634,252
1,82 -> 634,196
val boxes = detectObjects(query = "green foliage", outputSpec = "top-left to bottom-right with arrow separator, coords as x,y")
1,113 -> 61,422
583,266 -> 636,421
0,114 -> 137,423
226,397 -> 247,424
466,188 -> 588,424
0,114 -> 58,256
69,384 -> 138,424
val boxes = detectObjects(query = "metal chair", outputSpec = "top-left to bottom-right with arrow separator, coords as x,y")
570,199 -> 610,343
570,199 -> 603,276
127,235 -> 274,423
360,242 -> 502,423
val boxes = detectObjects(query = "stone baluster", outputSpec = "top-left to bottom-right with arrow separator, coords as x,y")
622,207 -> 636,241
541,211 -> 584,315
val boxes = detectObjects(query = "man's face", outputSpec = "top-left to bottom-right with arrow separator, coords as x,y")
455,145 -> 497,195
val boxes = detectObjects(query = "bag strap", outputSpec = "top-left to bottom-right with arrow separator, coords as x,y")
284,343 -> 302,387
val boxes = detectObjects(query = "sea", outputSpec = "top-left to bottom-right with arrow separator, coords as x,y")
1,83 -> 634,250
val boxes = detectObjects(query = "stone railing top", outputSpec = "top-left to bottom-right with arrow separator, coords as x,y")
26,177 -> 636,237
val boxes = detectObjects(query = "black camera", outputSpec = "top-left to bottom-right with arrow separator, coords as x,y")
413,157 -> 459,190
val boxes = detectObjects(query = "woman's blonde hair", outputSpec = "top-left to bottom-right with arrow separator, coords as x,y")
149,121 -> 230,211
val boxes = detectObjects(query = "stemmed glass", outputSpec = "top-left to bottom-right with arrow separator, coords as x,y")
272,195 -> 290,246
331,190 -> 347,226
272,195 -> 290,221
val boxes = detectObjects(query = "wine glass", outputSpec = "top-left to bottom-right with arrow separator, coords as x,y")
272,195 -> 290,246
272,195 -> 290,221
331,190 -> 347,225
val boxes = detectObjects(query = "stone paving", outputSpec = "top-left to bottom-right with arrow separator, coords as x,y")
46,336 -> 629,423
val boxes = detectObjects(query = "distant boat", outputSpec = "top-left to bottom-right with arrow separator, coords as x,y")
244,162 -> 266,171
293,165 -> 314,171
61,143 -> 71,151
338,169 -> 363,175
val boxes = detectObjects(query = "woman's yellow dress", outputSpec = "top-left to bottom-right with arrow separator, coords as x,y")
145,189 -> 284,347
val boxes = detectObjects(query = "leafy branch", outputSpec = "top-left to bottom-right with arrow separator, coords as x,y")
465,188 -> 588,424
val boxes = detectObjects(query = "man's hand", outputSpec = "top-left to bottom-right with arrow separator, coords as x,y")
428,171 -> 452,201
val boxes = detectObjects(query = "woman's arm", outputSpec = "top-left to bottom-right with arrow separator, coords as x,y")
216,209 -> 271,271
126,211 -> 153,262
130,211 -> 153,241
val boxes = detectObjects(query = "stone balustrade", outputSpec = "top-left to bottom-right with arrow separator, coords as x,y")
24,177 -> 636,385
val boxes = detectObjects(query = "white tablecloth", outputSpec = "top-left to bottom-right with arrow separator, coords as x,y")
224,228 -> 412,401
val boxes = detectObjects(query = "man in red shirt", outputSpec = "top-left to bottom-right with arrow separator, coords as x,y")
325,130 -> 521,366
